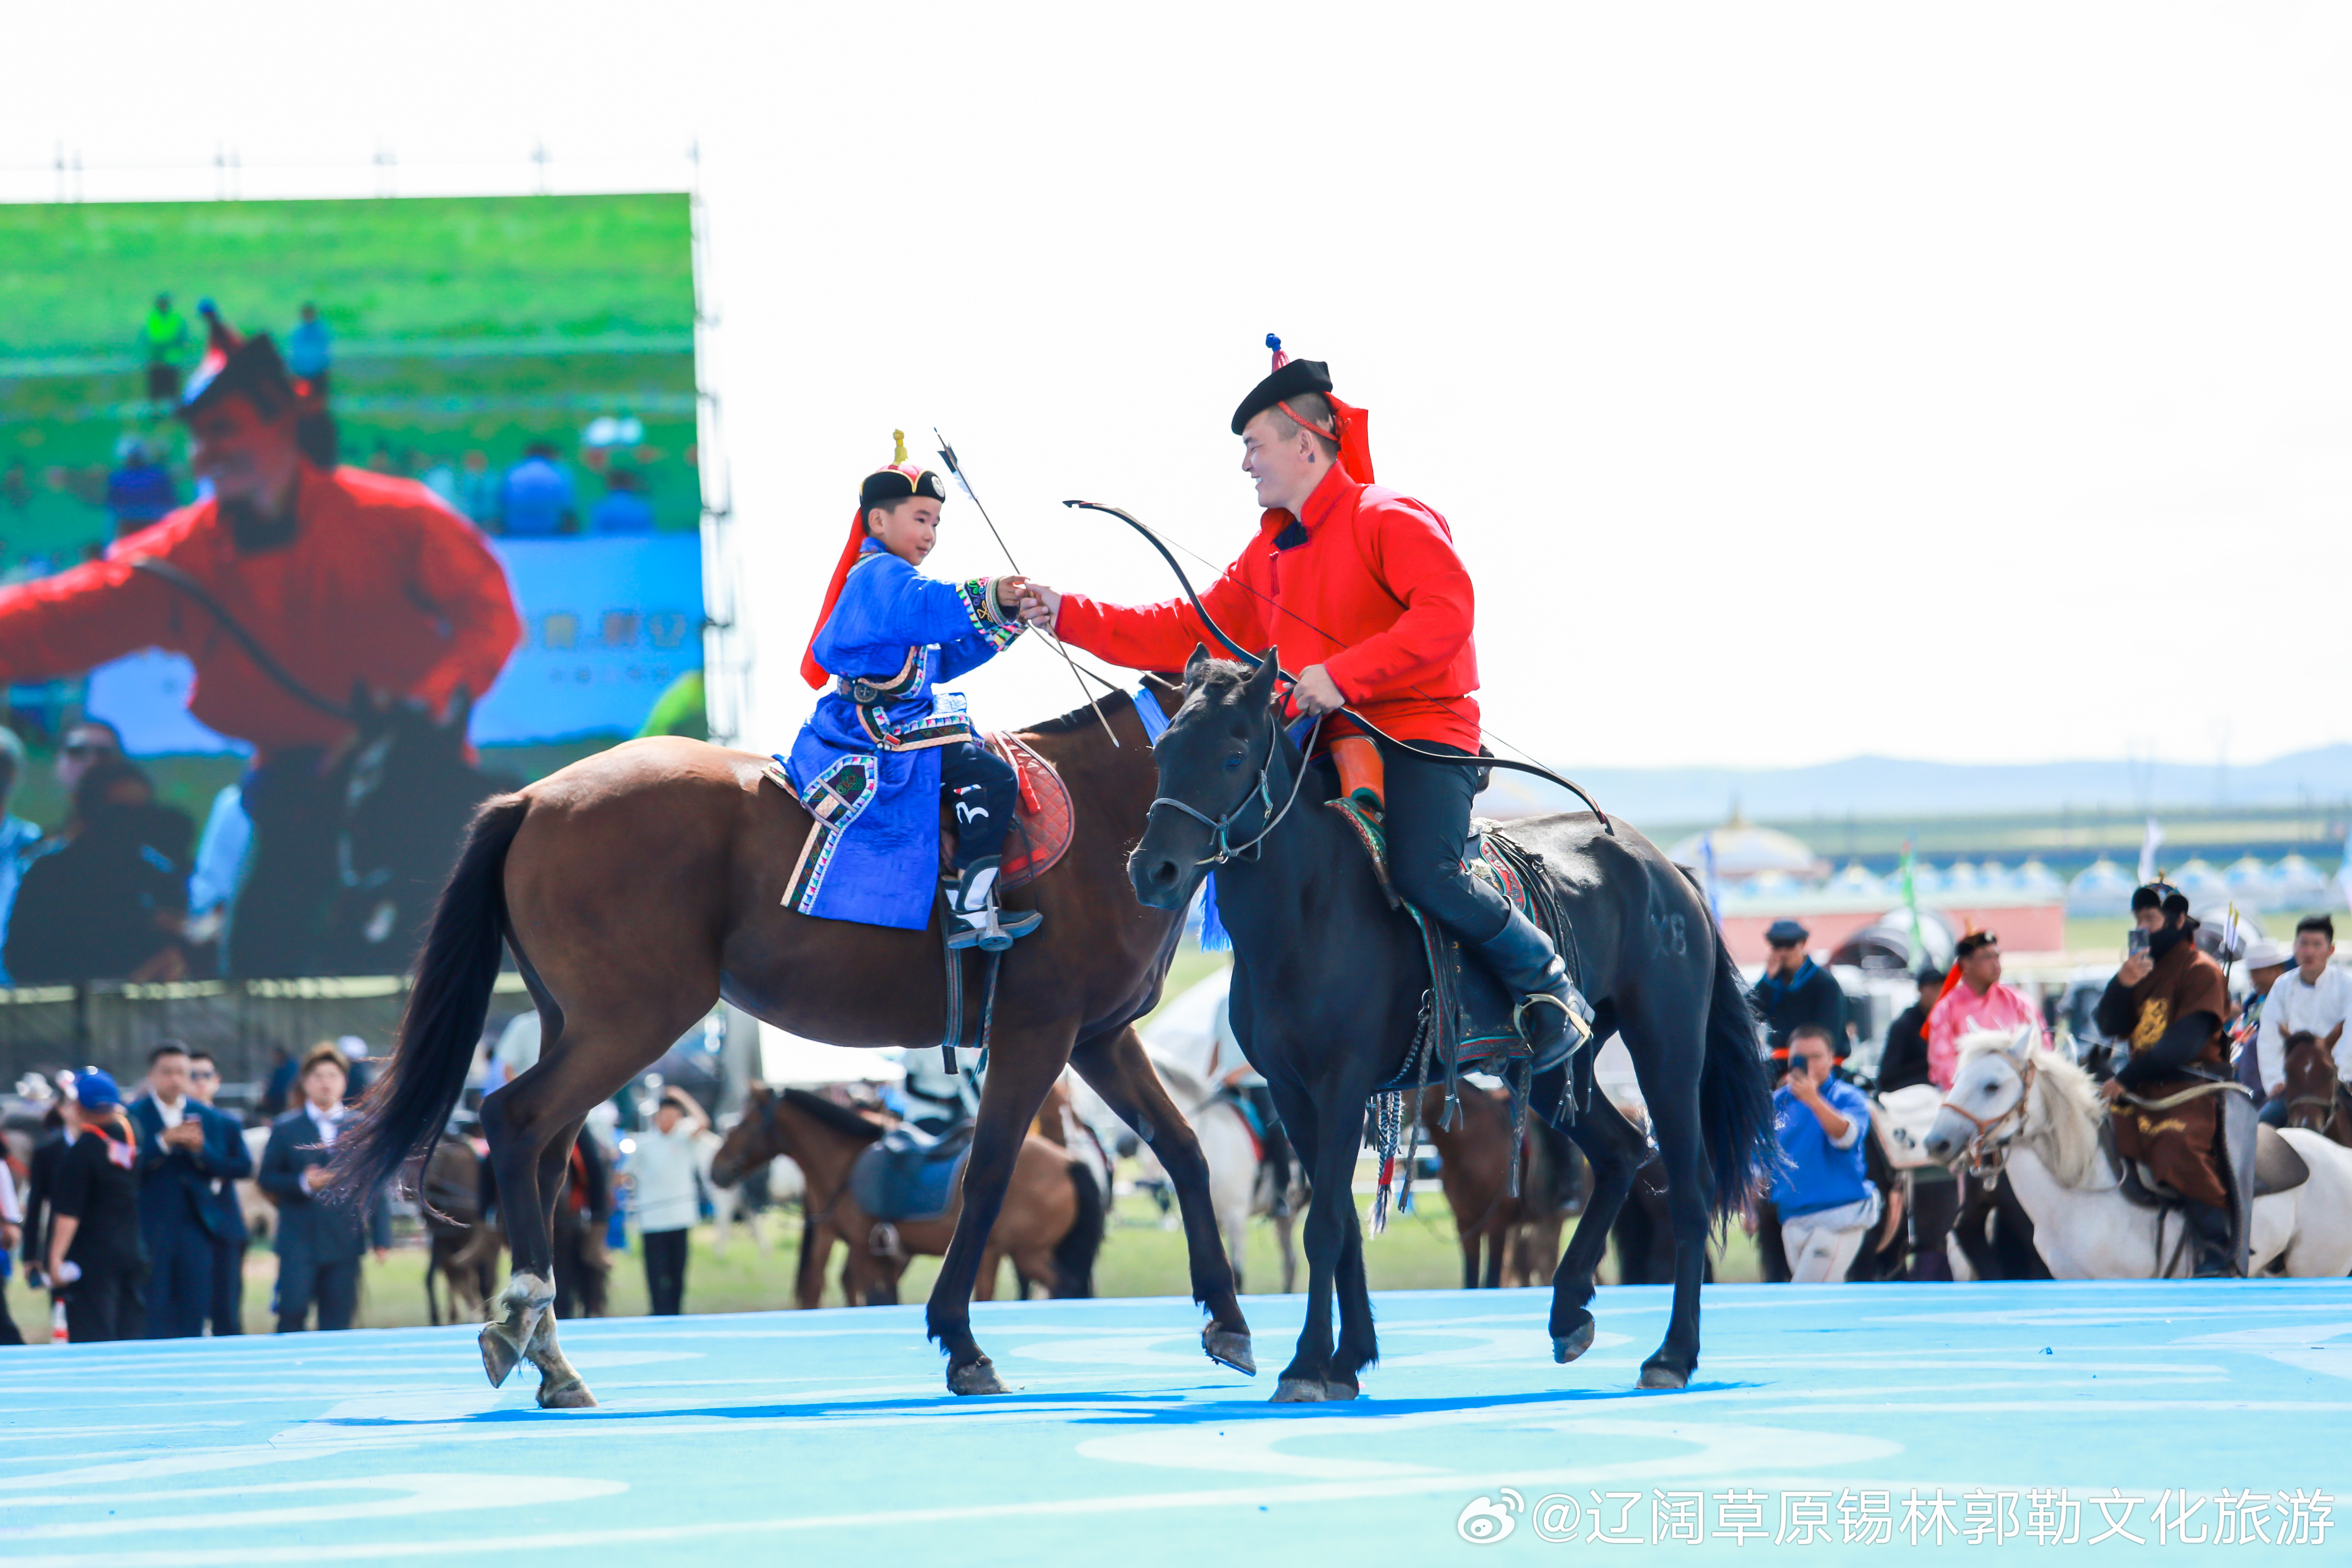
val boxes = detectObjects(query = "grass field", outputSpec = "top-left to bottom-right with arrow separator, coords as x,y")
0,193 -> 699,572
5,1191 -> 1766,1344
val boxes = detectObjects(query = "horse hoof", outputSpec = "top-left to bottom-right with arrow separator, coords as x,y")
1639,1362 -> 1689,1391
536,1377 -> 599,1410
1553,1321 -> 1597,1364
479,1323 -> 524,1389
948,1357 -> 1009,1397
1321,1379 -> 1359,1402
1271,1377 -> 1329,1403
1203,1327 -> 1256,1377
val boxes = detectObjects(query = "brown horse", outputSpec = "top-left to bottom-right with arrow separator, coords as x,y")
1419,1083 -> 1584,1289
2284,1029 -> 2352,1146
412,1136 -> 501,1325
334,686 -> 1253,1406
712,1083 -> 1102,1305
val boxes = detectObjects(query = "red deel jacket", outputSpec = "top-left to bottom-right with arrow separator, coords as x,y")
1054,463 -> 1481,752
0,466 -> 521,757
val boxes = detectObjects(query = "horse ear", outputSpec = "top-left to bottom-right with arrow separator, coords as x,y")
1185,644 -> 1213,685
1241,648 -> 1281,706
2007,1023 -> 2036,1062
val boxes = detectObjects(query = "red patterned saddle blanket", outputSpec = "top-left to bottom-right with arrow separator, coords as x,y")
987,732 -> 1073,890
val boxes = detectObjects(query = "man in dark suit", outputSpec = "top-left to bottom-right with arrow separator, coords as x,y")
259,1043 -> 390,1332
128,1041 -> 251,1338
186,1049 -> 251,1334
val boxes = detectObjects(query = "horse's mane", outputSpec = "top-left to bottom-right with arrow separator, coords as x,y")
1952,1028 -> 2101,1187
779,1087 -> 886,1143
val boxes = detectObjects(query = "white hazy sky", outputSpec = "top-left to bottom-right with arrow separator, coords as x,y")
6,3 -> 2348,771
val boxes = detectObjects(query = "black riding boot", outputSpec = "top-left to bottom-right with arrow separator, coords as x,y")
1473,907 -> 1595,1074
2185,1201 -> 2237,1279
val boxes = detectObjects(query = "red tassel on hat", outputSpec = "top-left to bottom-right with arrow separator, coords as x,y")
799,508 -> 871,689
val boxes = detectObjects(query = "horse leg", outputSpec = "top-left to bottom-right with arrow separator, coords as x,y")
1069,1025 -> 1253,1374
424,1239 -> 444,1327
1550,1081 -> 1645,1363
1460,1232 -> 1482,1291
1327,1180 -> 1376,1398
976,1244 -> 1002,1302
1276,1210 -> 1298,1295
518,1115 -> 599,1408
1269,1078 -> 1351,1401
1481,1228 -> 1505,1290
925,1033 -> 1067,1394
1623,1012 -> 1714,1391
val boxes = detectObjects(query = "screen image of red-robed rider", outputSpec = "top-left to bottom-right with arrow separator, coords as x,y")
0,194 -> 705,982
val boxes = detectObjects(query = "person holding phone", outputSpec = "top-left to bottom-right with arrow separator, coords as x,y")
2094,883 -> 2239,1276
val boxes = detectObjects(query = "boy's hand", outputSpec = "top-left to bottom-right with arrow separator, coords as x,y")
994,574 -> 1029,609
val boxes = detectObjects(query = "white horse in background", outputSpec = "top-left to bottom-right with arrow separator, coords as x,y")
1135,966 -> 1299,1293
1137,1048 -> 1299,1295
1923,1027 -> 2352,1278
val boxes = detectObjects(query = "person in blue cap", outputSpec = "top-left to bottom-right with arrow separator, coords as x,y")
44,1067 -> 149,1342
1751,919 -> 1850,1069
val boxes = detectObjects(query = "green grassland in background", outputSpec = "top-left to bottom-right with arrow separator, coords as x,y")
0,193 -> 699,574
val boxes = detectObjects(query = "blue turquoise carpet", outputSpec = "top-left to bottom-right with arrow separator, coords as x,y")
2,1280 -> 2346,1563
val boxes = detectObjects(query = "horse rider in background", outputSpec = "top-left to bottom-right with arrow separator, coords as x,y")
1017,340 -> 1590,1069
2095,883 -> 2246,1278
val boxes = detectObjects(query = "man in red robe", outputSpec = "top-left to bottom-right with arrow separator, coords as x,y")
0,304 -> 520,759
1018,341 -> 1589,1067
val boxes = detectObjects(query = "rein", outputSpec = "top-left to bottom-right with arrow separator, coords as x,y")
1149,714 -> 1323,867
1937,1055 -> 2038,1179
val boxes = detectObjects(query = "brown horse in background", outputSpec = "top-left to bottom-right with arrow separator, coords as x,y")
334,687 -> 1253,1406
711,1083 -> 1103,1305
1419,1083 -> 1586,1289
411,1137 -> 501,1325
2284,1029 -> 2352,1146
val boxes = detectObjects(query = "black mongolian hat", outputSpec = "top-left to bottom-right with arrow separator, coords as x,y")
858,464 -> 949,510
2131,882 -> 2190,918
179,299 -> 297,419
1232,342 -> 1335,435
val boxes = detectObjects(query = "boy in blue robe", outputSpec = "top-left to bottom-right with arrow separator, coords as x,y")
785,447 -> 1039,950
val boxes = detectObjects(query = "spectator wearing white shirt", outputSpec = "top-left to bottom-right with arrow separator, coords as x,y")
2256,915 -> 2350,1123
630,1088 -> 708,1316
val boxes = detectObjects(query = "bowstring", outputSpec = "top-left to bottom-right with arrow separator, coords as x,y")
935,431 -> 1121,748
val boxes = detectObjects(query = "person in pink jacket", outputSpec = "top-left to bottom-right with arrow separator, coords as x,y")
1926,931 -> 2046,1089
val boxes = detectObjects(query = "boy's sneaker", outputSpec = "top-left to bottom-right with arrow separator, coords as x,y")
944,857 -> 1042,952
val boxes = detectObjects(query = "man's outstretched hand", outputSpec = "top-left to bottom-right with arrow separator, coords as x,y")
1016,582 -> 1062,628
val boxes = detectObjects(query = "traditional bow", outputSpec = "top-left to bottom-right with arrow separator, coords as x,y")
1060,498 -> 1613,833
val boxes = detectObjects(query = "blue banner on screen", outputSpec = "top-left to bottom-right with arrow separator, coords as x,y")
89,533 -> 704,754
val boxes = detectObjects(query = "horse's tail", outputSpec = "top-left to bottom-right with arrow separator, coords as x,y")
1698,926 -> 1780,1223
1051,1159 -> 1108,1298
332,793 -> 529,1209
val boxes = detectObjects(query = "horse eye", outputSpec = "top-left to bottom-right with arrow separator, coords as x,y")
1224,756 -> 1243,770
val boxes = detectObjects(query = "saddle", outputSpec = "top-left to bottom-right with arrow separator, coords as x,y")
2101,1114 -> 2309,1207
848,1120 -> 973,1224
982,732 -> 1073,889
1333,803 -> 1583,1224
1329,803 -> 1572,1086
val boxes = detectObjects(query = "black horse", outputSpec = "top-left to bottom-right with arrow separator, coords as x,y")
1129,650 -> 1776,1397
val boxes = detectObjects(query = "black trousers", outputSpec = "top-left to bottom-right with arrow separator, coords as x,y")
643,1226 -> 690,1317
0,1272 -> 21,1346
1376,742 -> 1512,943
939,740 -> 1018,870
65,1262 -> 146,1342
276,1254 -> 359,1332
143,1219 -> 214,1339
210,1236 -> 247,1334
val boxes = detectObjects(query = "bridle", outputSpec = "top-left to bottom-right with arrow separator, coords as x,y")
1148,709 -> 1322,867
1936,1054 -> 2037,1178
